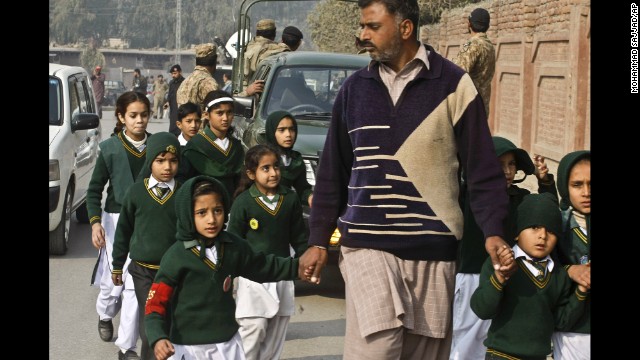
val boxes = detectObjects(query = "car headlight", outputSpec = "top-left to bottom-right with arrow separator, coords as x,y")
49,160 -> 60,181
303,159 -> 317,186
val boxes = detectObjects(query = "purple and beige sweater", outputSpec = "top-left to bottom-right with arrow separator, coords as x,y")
308,44 -> 508,261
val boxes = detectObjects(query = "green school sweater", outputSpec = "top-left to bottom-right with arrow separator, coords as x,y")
555,209 -> 590,334
470,257 -> 588,358
180,126 -> 244,202
144,231 -> 299,346
227,184 -> 307,258
111,179 -> 181,271
86,132 -> 148,224
280,151 -> 313,206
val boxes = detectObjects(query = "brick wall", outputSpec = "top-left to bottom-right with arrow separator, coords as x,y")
421,0 -> 590,191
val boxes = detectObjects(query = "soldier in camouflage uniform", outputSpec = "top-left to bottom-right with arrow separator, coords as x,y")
238,22 -> 304,98
242,19 -> 283,87
453,8 -> 496,119
177,43 -> 220,128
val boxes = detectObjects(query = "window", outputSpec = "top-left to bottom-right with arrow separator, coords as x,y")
49,78 -> 62,125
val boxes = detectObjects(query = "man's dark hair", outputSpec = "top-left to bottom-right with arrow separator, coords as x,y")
282,26 -> 303,49
282,34 -> 301,49
256,28 -> 276,41
358,0 -> 420,38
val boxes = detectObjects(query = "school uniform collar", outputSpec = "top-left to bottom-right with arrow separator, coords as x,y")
513,245 -> 555,272
248,183 -> 288,199
177,133 -> 188,146
148,176 -> 176,193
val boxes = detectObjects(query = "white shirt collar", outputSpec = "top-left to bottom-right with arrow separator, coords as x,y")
148,176 -> 176,192
177,133 -> 188,146
513,244 -> 555,272
214,136 -> 229,151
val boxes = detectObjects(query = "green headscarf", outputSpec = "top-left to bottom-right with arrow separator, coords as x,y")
135,132 -> 181,181
265,110 -> 297,156
174,175 -> 231,258
557,150 -> 590,211
492,136 -> 535,183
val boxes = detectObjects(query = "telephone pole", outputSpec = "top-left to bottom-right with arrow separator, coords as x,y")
176,0 -> 181,64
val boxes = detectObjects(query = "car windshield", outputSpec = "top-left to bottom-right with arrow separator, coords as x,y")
49,77 -> 62,125
262,66 -> 357,118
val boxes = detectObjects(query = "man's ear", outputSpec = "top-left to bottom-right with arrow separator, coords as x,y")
400,19 -> 413,39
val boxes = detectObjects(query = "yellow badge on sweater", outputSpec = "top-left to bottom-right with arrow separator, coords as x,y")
249,218 -> 259,230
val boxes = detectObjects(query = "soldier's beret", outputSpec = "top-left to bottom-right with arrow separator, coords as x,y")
195,43 -> 216,58
469,8 -> 490,32
283,26 -> 303,40
257,19 -> 276,31
195,43 -> 217,66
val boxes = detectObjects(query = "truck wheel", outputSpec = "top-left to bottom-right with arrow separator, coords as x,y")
75,202 -> 90,224
49,186 -> 73,255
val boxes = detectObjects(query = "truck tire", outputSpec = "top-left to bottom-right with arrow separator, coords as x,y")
50,185 -> 73,255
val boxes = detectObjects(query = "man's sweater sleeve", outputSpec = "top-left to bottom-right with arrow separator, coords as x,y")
307,86 -> 353,247
454,74 -> 508,238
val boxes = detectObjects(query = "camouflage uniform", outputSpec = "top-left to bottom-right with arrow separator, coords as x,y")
176,65 -> 219,118
243,37 -> 289,86
453,33 -> 496,117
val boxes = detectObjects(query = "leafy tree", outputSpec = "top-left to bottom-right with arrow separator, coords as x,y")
308,0 -> 359,53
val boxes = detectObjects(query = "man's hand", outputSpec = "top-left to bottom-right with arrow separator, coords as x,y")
485,236 -> 517,279
245,80 -> 265,96
298,247 -> 328,284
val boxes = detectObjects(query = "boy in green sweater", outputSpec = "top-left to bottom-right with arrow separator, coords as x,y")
145,176 -> 302,360
470,193 -> 589,360
112,132 -> 181,360
451,136 -> 556,360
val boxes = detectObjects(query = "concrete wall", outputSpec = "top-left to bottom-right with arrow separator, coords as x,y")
421,0 -> 590,187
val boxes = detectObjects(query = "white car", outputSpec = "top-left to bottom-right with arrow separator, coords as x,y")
49,63 -> 102,255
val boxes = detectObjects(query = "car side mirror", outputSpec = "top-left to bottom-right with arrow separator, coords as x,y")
233,96 -> 253,118
71,113 -> 100,133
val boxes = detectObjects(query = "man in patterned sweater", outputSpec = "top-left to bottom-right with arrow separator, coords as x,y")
299,0 -> 515,358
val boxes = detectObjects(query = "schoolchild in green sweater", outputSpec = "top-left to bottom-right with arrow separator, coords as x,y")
227,144 -> 307,360
87,91 -> 150,359
265,110 -> 313,207
451,137 -> 556,360
551,150 -> 590,360
112,132 -> 181,360
145,176 -> 301,360
471,193 -> 589,360
179,90 -> 244,203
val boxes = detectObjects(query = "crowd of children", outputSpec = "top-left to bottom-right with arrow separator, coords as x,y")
87,83 -> 590,359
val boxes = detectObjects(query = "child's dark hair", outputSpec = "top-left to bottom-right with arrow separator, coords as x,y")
193,178 -> 230,223
113,91 -> 150,134
233,143 -> 281,199
177,102 -> 202,122
203,89 -> 234,113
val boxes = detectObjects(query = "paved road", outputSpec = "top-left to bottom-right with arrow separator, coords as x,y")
49,109 -> 346,359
